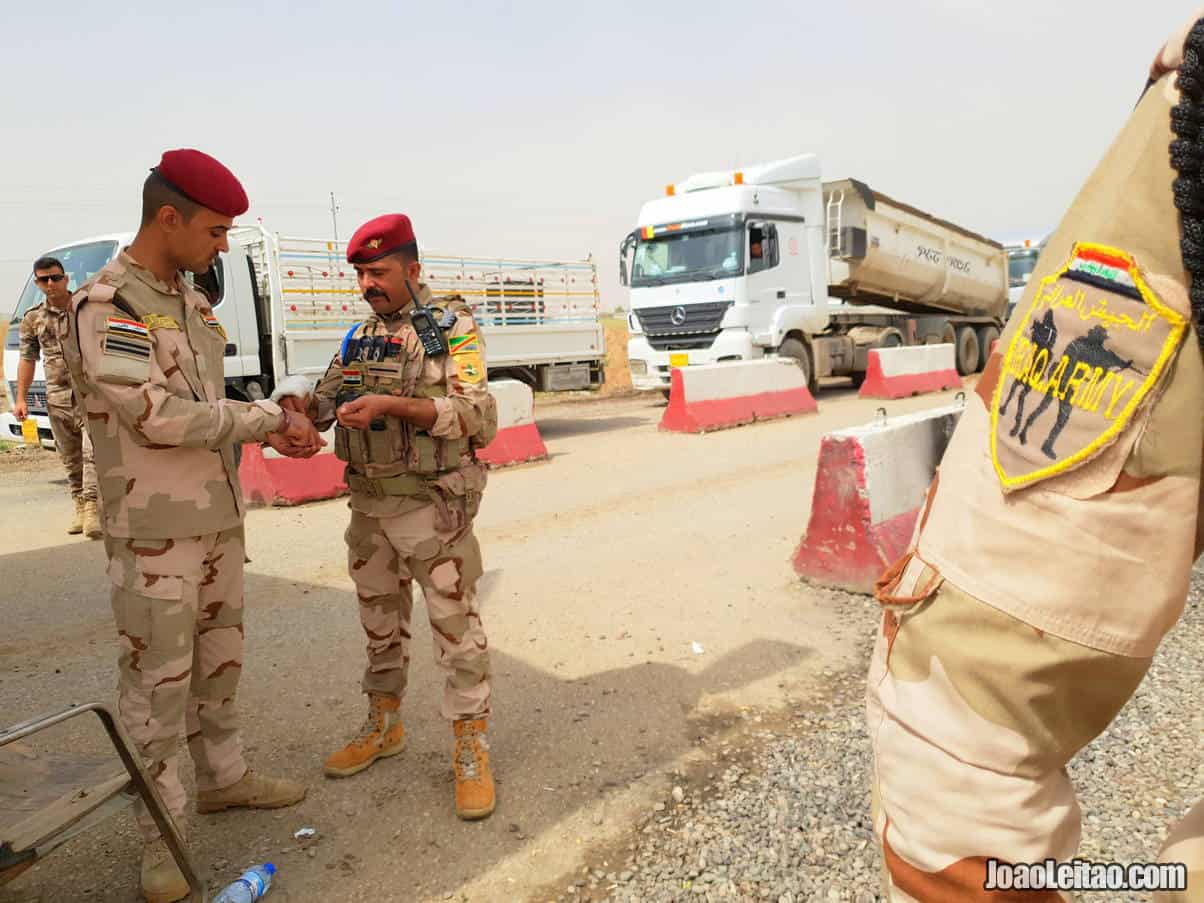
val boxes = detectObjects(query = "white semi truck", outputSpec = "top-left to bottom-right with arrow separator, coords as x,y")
3,226 -> 605,447
1004,235 -> 1049,319
619,154 -> 1009,393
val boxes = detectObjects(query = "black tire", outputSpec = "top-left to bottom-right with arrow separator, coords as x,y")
955,326 -> 979,376
778,337 -> 816,393
976,325 -> 1000,371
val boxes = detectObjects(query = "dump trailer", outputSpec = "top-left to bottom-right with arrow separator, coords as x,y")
620,153 -> 1009,392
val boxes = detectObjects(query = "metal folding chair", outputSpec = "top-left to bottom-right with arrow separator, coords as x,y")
0,702 -> 205,901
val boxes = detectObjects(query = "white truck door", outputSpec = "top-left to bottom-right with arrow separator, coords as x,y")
190,250 -> 260,379
745,221 -> 788,331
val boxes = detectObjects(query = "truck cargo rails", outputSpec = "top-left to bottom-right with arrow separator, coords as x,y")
3,228 -> 606,448
620,153 -> 1009,393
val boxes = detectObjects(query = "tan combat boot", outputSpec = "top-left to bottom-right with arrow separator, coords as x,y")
67,497 -> 84,535
83,499 -> 103,539
324,693 -> 406,778
140,837 -> 189,903
195,769 -> 306,814
453,717 -> 495,820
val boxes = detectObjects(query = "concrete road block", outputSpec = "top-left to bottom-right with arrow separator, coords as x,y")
240,427 -> 346,507
659,359 -> 818,434
858,344 -> 961,400
476,378 -> 549,467
241,378 -> 547,504
791,402 -> 963,594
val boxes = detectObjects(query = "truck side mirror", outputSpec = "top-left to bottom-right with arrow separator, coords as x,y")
619,230 -> 637,287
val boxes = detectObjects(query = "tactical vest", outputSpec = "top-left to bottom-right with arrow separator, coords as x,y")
880,72 -> 1204,658
332,300 -> 475,479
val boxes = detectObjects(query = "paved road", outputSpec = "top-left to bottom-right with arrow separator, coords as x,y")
0,383 -> 969,903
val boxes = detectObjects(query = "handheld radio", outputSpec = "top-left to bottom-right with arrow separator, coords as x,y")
408,283 -> 450,358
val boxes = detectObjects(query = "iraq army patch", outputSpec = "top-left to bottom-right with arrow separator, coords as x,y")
990,242 -> 1188,492
341,370 -> 364,388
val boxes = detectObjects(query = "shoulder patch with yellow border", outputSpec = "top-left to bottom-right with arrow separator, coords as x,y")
990,242 -> 1188,493
142,314 -> 181,331
449,333 -> 481,355
450,332 -> 485,383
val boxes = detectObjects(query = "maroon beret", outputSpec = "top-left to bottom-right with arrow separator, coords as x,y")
153,148 -> 249,217
346,214 -> 417,263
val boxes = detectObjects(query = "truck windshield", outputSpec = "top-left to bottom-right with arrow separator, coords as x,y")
631,228 -> 743,287
1007,249 -> 1041,288
7,240 -> 119,332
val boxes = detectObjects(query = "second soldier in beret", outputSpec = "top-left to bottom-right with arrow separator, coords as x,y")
274,213 -> 500,819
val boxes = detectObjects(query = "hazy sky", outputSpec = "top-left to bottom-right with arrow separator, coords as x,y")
1,0 -> 1194,318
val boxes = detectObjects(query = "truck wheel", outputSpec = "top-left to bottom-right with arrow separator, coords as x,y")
955,326 -> 979,376
778,338 -> 816,393
976,325 -> 1000,371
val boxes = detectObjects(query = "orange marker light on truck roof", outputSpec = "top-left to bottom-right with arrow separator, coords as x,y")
642,226 -> 655,239
733,171 -> 744,185
665,184 -> 676,196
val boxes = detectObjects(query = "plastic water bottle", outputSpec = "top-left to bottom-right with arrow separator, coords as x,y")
213,863 -> 276,902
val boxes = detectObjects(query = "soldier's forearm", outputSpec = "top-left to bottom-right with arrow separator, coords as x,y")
386,396 -> 437,430
15,359 -> 35,401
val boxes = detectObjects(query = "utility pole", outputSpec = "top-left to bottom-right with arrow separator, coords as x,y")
330,191 -> 341,243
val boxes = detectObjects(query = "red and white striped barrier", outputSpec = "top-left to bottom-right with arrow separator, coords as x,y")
240,378 -> 546,505
858,344 -> 961,400
659,359 -> 818,434
239,427 -> 346,507
476,378 -> 549,467
791,403 -> 964,594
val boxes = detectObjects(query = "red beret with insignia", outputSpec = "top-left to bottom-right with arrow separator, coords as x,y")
153,148 -> 249,217
346,214 -> 417,263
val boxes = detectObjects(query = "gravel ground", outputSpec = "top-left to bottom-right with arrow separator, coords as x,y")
540,573 -> 1204,903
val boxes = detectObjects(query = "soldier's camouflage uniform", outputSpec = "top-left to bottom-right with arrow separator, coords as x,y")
310,283 -> 498,720
18,300 -> 98,504
63,250 -> 287,840
867,16 -> 1204,901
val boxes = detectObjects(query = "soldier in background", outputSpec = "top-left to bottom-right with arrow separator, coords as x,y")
866,10 -> 1204,901
272,213 -> 501,820
63,148 -> 321,903
15,255 -> 101,537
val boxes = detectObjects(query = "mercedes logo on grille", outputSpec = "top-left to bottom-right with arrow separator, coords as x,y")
670,306 -> 687,326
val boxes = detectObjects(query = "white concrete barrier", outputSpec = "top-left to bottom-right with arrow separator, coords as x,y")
659,359 -> 818,434
858,343 -> 961,400
476,378 -> 549,467
792,402 -> 964,594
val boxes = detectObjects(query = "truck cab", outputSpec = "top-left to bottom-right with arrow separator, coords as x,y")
620,156 -> 830,391
1004,236 -> 1048,320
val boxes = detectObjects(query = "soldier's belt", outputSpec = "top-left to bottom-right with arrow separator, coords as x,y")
345,472 -> 436,499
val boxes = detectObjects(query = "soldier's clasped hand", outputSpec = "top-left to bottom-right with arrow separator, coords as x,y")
266,408 -> 325,458
336,394 -> 402,430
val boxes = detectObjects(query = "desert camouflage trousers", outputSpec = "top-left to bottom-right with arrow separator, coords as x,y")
47,400 -> 96,502
345,503 -> 490,720
866,555 -> 1204,901
106,527 -> 248,840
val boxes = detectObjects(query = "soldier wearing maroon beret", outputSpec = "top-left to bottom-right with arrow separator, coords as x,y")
273,213 -> 501,820
62,148 -> 318,903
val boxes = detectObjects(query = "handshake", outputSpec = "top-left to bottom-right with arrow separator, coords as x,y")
264,376 -> 325,459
